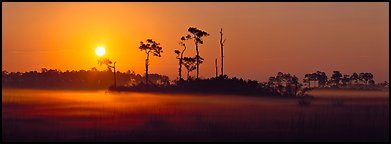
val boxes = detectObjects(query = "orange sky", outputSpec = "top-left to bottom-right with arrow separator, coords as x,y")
2,2 -> 389,82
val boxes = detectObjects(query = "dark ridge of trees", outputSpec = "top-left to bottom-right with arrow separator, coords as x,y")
172,76 -> 279,96
301,71 -> 382,90
111,73 -> 311,97
317,71 -> 328,87
2,69 -> 169,90
341,74 -> 350,86
139,39 -> 163,85
112,75 -> 285,97
268,72 -> 302,96
111,72 -> 305,97
350,72 -> 359,84
331,71 -> 343,86
303,73 -> 316,88
303,71 -> 328,88
3,68 -> 387,96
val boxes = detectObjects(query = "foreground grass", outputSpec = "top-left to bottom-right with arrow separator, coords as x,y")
2,89 -> 389,142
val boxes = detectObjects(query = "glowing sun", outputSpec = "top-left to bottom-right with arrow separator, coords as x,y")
95,46 -> 106,56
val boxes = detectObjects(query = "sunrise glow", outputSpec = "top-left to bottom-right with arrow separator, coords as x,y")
95,46 -> 106,56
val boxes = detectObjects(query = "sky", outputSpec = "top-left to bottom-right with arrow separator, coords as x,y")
2,2 -> 389,82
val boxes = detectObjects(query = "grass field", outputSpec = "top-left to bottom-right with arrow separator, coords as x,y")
2,88 -> 389,141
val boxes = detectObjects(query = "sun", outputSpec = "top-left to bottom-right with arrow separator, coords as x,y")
95,46 -> 106,56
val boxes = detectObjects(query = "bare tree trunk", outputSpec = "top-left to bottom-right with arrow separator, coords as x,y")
113,62 -> 116,88
215,59 -> 218,78
220,28 -> 224,76
195,42 -> 199,80
179,47 -> 186,81
187,70 -> 190,81
178,59 -> 182,81
145,53 -> 149,85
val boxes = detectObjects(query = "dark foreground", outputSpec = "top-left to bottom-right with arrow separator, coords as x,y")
2,89 -> 389,142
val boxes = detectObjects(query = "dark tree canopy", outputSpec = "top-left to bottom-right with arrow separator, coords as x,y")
182,56 -> 203,72
188,27 -> 209,44
98,58 -> 113,66
331,71 -> 343,86
139,39 -> 163,57
174,50 -> 181,55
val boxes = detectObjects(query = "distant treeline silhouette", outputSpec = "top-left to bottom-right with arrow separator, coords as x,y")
3,68 -> 388,96
302,71 -> 388,89
2,68 -> 169,90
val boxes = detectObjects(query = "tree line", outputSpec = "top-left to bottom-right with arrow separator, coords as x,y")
2,68 -> 388,95
2,68 -> 169,90
302,70 -> 382,89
